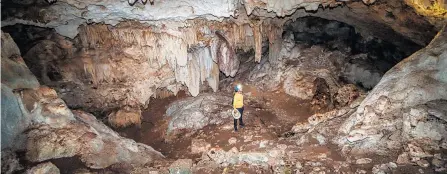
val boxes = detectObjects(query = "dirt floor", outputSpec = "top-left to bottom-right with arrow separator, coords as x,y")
117,84 -> 316,159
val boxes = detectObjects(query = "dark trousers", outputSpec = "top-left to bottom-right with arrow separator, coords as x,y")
234,107 -> 244,130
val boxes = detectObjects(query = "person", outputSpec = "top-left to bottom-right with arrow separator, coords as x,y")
233,84 -> 245,132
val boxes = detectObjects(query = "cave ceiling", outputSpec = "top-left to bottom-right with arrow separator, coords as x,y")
1,0 -> 446,47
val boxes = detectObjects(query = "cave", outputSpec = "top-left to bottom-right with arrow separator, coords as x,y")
1,0 -> 447,173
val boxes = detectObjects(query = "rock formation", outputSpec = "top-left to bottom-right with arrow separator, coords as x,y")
1,31 -> 164,172
337,26 -> 447,156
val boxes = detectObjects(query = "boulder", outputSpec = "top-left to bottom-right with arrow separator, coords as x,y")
1,86 -> 29,150
166,94 -> 232,133
25,162 -> 60,174
1,31 -> 39,150
337,26 -> 447,155
108,106 -> 142,128
1,31 -> 39,90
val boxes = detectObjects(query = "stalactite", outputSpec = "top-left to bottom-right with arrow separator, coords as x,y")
78,25 -> 114,48
75,22 -> 261,98
215,31 -> 239,77
252,21 -> 263,63
207,62 -> 220,92
154,88 -> 175,99
267,24 -> 283,65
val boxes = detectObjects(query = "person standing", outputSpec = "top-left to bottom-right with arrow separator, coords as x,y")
233,84 -> 245,132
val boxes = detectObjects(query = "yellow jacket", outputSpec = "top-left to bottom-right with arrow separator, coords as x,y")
233,93 -> 244,109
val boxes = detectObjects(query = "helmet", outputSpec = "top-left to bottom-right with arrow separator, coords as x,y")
234,84 -> 242,92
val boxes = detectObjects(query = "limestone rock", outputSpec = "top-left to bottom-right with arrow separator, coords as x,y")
335,84 -> 360,107
191,139 -> 211,154
166,94 -> 232,133
1,31 -> 21,59
1,31 -> 40,90
408,144 -> 432,158
169,159 -> 193,174
283,69 -> 339,100
291,122 -> 311,133
338,26 -> 447,154
12,86 -> 164,169
396,152 -> 410,164
1,31 -> 40,150
416,160 -> 430,168
1,86 -> 29,150
108,106 -> 142,128
356,158 -> 372,164
432,158 -> 444,167
228,137 -> 237,145
372,163 -> 396,174
1,150 -> 23,174
25,162 -> 60,174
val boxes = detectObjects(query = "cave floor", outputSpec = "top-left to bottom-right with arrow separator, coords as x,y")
117,84 -> 318,159
112,85 -> 365,173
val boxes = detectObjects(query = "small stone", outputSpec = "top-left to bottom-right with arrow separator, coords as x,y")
259,140 -> 268,148
228,137 -> 237,145
396,152 -> 410,164
268,150 -> 280,158
243,135 -> 253,142
434,153 -> 442,159
295,161 -> 303,169
372,164 -> 391,174
313,133 -> 327,145
416,160 -> 430,168
277,144 -> 288,150
312,167 -> 322,171
355,169 -> 367,174
418,168 -> 424,173
408,144 -> 432,158
356,158 -> 372,164
387,162 -> 397,168
169,159 -> 193,174
432,158 -> 444,167
435,167 -> 446,172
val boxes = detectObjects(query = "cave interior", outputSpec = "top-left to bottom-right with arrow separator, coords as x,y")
1,0 -> 447,173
